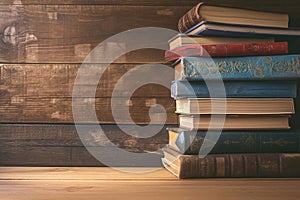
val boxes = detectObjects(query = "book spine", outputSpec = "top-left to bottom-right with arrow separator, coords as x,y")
178,153 -> 300,178
171,80 -> 297,98
177,55 -> 300,80
178,3 -> 204,33
187,28 -> 296,37
165,42 -> 288,62
172,130 -> 300,155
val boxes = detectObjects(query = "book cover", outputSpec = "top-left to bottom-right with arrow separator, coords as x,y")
171,80 -> 297,98
178,115 -> 290,130
165,42 -> 288,62
178,3 -> 288,33
175,98 -> 295,115
168,34 -> 274,50
175,55 -> 300,80
162,149 -> 300,179
167,128 -> 300,155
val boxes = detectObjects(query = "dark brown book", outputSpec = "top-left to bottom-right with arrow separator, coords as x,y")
162,147 -> 300,179
178,2 -> 288,33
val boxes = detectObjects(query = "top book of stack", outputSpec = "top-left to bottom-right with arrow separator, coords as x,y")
178,2 -> 289,33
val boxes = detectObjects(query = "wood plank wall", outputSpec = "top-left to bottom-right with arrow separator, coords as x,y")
1,0 -> 300,166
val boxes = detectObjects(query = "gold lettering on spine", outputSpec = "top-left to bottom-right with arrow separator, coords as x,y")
216,157 -> 226,177
233,61 -> 249,74
269,56 -> 300,73
218,61 -> 233,74
211,46 -> 217,54
294,57 -> 300,74
209,63 -> 218,74
253,66 -> 265,77
287,59 -> 292,72
264,56 -> 274,71
198,61 -> 209,76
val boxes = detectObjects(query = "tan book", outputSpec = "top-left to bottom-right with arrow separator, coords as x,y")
176,98 -> 295,115
168,34 -> 274,50
178,2 -> 289,33
179,115 -> 290,130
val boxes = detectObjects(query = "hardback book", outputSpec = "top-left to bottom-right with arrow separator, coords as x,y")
167,128 -> 300,155
179,115 -> 290,130
174,55 -> 300,81
162,147 -> 300,179
168,34 -> 274,50
175,98 -> 295,115
171,80 -> 297,99
165,42 -> 288,62
178,2 -> 288,33
185,21 -> 300,37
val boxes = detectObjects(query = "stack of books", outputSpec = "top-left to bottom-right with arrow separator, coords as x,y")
162,2 -> 300,179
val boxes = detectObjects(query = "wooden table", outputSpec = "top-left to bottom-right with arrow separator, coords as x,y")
1,167 -> 300,200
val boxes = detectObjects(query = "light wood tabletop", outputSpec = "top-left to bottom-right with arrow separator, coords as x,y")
1,167 -> 300,200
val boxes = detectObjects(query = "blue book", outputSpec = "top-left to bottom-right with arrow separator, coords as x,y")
175,55 -> 300,80
171,80 -> 297,99
185,21 -> 300,37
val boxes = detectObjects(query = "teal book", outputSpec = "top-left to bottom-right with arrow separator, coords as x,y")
168,128 -> 300,155
174,55 -> 300,80
171,80 -> 297,98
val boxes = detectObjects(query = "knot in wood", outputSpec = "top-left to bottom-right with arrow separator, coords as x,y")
2,25 -> 17,46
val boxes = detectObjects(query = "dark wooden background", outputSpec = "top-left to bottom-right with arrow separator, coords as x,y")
0,0 -> 300,166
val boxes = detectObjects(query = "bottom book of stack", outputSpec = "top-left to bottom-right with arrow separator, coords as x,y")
162,128 -> 300,179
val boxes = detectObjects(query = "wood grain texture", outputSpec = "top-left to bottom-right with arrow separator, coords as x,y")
0,0 -> 200,5
0,167 -> 174,180
0,0 -> 298,8
0,146 -> 165,166
0,63 -> 178,123
0,124 -> 171,166
0,97 -> 177,124
0,64 -> 172,98
1,167 -> 300,200
0,146 -> 143,166
0,180 -> 300,200
0,124 -> 169,148
70,146 -> 164,167
0,146 -> 73,166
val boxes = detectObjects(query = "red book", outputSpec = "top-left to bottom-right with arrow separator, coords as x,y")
165,42 -> 288,62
